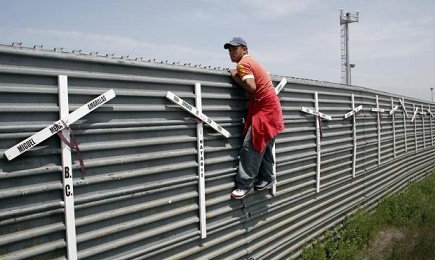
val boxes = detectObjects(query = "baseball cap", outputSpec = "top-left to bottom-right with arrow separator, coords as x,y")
224,37 -> 248,49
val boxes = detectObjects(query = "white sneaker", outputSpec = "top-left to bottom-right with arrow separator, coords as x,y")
231,188 -> 253,199
254,180 -> 275,191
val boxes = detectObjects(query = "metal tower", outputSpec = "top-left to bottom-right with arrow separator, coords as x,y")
340,9 -> 359,85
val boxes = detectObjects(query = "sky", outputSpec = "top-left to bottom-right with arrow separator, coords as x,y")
1,0 -> 434,102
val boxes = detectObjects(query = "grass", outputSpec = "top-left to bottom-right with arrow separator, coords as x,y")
300,171 -> 435,260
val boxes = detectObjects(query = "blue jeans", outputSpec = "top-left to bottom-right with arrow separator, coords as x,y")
235,127 -> 276,190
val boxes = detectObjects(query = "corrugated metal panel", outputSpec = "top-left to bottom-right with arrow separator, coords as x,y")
0,44 -> 434,259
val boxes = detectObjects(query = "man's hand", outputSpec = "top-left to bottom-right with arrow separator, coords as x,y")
229,69 -> 242,86
228,69 -> 256,93
229,69 -> 238,79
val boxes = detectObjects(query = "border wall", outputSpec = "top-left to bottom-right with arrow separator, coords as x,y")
1,43 -> 434,259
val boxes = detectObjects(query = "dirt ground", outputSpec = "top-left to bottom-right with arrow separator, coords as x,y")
360,228 -> 407,259
359,226 -> 435,260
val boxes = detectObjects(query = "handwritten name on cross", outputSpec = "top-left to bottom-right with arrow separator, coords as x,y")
4,89 -> 116,161
166,91 -> 230,138
301,107 -> 332,120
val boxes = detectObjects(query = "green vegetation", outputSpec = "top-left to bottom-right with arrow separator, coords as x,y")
300,172 -> 435,260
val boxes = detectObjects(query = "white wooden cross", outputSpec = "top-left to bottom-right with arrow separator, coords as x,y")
4,76 -> 116,260
420,105 -> 427,117
58,76 -> 77,260
371,95 -> 385,127
272,78 -> 288,195
166,87 -> 230,239
428,105 -> 434,146
371,95 -> 386,165
5,89 -> 116,161
165,78 -> 287,238
411,106 -> 419,123
427,107 -> 434,118
301,92 -> 332,193
420,104 -> 427,149
411,104 -> 420,152
344,94 -> 362,178
399,98 -> 409,117
399,98 -> 409,152
192,83 -> 207,239
389,98 -> 399,158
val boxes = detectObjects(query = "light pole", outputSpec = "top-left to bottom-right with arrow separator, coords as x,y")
431,87 -> 433,102
349,63 -> 355,85
340,9 -> 359,85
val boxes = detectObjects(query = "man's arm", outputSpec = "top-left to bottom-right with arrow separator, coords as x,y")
229,69 -> 256,94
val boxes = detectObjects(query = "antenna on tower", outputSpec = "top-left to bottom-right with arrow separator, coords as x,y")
340,9 -> 359,85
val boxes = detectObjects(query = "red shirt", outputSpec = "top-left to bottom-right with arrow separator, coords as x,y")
237,55 -> 274,99
237,55 -> 284,152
